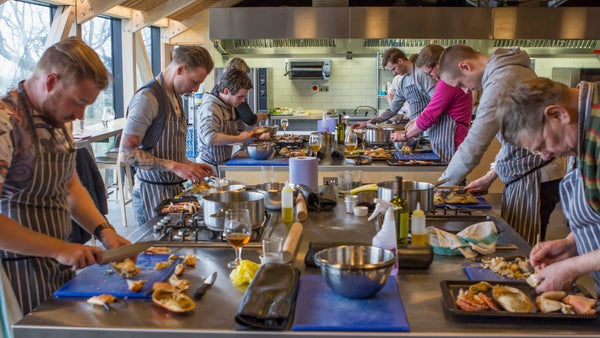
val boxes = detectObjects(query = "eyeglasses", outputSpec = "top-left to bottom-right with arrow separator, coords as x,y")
424,67 -> 434,77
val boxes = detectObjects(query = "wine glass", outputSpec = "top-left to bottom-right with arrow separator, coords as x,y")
309,133 -> 323,157
224,209 -> 252,268
101,107 -> 115,128
345,132 -> 358,156
280,118 -> 289,135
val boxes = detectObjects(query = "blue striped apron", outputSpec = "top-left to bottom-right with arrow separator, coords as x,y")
428,112 -> 456,163
495,142 -> 548,246
0,83 -> 75,315
133,79 -> 188,224
401,71 -> 430,121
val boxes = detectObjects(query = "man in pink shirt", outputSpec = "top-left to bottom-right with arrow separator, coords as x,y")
393,45 -> 472,162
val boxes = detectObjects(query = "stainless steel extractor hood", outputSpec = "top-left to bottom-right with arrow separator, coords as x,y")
209,7 -> 600,57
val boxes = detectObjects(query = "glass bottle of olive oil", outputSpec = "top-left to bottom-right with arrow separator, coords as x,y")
391,176 -> 409,245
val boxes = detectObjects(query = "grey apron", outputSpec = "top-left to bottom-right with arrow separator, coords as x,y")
428,112 -> 456,163
495,141 -> 548,246
134,78 -> 187,223
0,83 -> 75,315
401,71 -> 430,121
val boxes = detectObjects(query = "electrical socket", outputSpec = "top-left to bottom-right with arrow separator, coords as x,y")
319,85 -> 329,92
323,177 -> 337,185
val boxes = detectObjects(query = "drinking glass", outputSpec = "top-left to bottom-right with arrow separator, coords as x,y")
101,107 -> 115,128
344,132 -> 358,155
280,118 -> 289,135
309,133 -> 322,157
224,209 -> 252,268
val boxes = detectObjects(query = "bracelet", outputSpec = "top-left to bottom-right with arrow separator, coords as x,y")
94,222 -> 115,241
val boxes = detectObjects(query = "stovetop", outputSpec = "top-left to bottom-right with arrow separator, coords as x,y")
140,211 -> 269,248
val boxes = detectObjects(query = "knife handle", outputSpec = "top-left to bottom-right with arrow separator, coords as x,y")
193,282 -> 209,300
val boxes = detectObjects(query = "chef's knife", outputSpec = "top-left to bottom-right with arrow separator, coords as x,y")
193,272 -> 217,300
99,241 -> 157,265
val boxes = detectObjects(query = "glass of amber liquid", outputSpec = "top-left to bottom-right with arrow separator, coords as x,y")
309,133 -> 322,157
344,132 -> 358,155
225,209 -> 251,268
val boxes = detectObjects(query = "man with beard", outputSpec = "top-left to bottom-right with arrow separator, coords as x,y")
118,45 -> 215,226
0,37 -> 130,322
196,68 -> 254,175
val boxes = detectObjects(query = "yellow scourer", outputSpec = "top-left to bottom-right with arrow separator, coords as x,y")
229,260 -> 261,286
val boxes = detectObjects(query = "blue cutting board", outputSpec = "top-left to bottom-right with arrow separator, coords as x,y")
393,151 -> 440,161
292,275 -> 410,332
54,254 -> 182,299
434,196 -> 492,209
462,262 -> 516,282
225,157 -> 289,166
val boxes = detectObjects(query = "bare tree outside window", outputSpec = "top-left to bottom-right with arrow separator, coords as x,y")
0,1 -> 51,92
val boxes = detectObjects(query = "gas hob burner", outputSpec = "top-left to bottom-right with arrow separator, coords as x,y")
364,142 -> 393,150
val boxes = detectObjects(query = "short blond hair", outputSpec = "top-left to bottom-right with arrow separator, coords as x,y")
439,44 -> 479,81
36,37 -> 109,89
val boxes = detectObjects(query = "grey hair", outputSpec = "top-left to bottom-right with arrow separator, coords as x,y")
498,77 -> 570,146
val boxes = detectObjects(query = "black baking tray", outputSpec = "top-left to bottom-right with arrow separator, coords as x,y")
440,280 -> 598,320
386,158 -> 447,166
154,196 -> 199,215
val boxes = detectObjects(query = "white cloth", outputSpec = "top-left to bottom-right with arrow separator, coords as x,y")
428,221 -> 498,259
0,266 -> 22,338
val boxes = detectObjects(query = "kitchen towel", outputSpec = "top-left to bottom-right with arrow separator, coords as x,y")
289,157 -> 318,191
292,275 -> 410,332
428,221 -> 498,259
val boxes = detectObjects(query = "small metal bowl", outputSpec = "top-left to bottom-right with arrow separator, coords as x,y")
254,182 -> 300,210
314,245 -> 396,299
247,142 -> 274,160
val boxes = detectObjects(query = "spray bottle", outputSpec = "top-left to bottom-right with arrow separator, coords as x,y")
372,207 -> 398,275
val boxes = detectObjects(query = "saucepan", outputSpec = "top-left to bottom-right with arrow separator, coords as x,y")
364,126 -> 396,144
377,180 -> 434,212
202,191 -> 265,231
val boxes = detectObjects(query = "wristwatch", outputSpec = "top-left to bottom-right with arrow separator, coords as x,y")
94,222 -> 115,241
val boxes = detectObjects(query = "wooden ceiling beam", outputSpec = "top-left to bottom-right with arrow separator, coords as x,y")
104,5 -> 134,19
162,19 -> 188,40
44,5 -> 75,48
76,0 -> 128,24
129,0 -> 198,33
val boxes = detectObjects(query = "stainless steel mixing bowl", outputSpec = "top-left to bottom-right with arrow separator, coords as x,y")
247,142 -> 274,160
314,245 -> 396,299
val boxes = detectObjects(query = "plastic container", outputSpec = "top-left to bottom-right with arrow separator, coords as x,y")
281,183 -> 294,223
372,207 -> 398,275
411,202 -> 428,246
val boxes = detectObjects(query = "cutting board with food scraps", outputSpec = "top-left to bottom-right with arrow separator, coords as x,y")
463,256 -> 531,282
292,275 -> 410,332
54,253 -> 182,299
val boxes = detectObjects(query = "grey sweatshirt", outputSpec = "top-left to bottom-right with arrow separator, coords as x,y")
439,47 -> 563,185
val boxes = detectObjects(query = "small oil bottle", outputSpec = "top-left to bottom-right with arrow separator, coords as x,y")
411,202 -> 428,245
281,182 -> 294,223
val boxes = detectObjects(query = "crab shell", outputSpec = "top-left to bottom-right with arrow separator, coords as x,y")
174,263 -> 185,277
87,294 -> 116,306
183,254 -> 196,267
152,289 -> 195,313
127,280 -> 146,292
168,274 -> 190,291
492,285 -> 535,313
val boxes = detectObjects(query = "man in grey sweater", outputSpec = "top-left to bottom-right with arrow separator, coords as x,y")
438,44 -> 564,245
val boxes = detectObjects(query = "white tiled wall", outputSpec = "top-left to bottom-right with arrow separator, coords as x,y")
220,56 -> 379,110
532,56 -> 600,78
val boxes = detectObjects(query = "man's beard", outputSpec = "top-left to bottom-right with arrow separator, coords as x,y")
40,92 -> 73,128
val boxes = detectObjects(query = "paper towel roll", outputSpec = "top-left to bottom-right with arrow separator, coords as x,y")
289,156 -> 318,191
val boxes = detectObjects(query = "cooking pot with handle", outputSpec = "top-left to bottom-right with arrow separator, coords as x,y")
377,180 -> 433,213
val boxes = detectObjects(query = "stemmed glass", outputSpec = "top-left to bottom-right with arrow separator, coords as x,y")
224,209 -> 252,268
309,133 -> 323,157
345,132 -> 358,156
280,118 -> 289,135
102,107 -> 115,128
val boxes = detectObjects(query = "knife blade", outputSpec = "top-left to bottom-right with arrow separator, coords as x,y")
193,272 -> 217,300
99,241 -> 157,265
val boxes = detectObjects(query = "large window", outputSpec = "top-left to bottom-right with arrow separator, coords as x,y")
82,16 -> 114,125
0,1 -> 52,92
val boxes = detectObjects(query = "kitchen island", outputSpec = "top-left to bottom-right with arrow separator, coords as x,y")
13,201 -> 600,338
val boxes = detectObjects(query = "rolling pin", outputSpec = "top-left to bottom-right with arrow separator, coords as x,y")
282,222 -> 303,263
296,194 -> 308,221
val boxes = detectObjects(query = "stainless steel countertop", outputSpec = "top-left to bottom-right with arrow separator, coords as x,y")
14,203 -> 600,338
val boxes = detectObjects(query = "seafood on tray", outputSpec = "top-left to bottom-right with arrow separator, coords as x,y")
454,281 -> 597,315
480,256 -> 533,280
160,201 -> 200,213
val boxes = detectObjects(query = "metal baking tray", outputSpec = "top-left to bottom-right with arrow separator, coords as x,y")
153,196 -> 199,216
440,280 -> 598,320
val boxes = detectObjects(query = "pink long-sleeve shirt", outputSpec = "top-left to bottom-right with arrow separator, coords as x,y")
415,79 -> 472,150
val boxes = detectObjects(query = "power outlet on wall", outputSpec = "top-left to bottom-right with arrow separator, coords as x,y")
323,177 -> 337,185
319,85 -> 329,92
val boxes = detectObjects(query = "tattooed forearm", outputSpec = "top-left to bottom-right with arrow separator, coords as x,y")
118,134 -> 172,171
